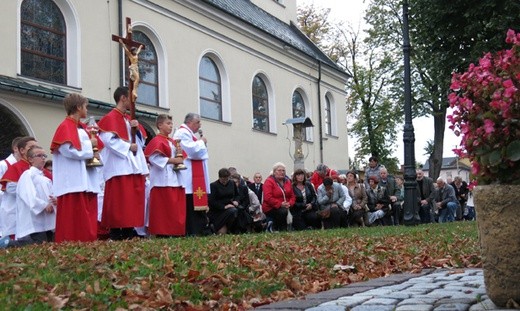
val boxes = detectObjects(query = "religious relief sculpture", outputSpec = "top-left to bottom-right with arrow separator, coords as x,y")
119,25 -> 143,102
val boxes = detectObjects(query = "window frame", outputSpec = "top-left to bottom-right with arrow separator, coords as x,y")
324,92 -> 337,137
252,74 -> 270,132
20,0 -> 67,84
325,95 -> 332,136
125,30 -> 159,107
199,55 -> 222,121
292,89 -> 312,141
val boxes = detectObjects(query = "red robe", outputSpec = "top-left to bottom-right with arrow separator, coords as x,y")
98,108 -> 146,141
50,116 -> 104,153
51,116 -> 99,242
144,135 -> 186,236
0,159 -> 30,191
98,108 -> 146,228
144,134 -> 174,159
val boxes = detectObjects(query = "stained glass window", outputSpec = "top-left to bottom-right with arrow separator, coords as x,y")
252,76 -> 269,132
21,0 -> 66,84
325,95 -> 332,135
292,90 -> 307,140
199,56 -> 222,121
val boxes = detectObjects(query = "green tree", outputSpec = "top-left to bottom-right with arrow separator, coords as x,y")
363,0 -> 435,177
297,5 -> 337,61
363,0 -> 520,180
297,4 -> 402,171
409,0 -> 520,179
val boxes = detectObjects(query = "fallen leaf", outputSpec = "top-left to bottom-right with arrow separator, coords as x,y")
48,293 -> 69,310
155,287 -> 173,305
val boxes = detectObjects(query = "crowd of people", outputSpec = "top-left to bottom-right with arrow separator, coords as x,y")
0,90 -> 475,247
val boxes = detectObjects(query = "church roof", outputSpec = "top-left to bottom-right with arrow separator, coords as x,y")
201,0 -> 346,74
421,157 -> 471,171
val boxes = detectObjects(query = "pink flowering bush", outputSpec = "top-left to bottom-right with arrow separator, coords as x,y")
448,29 -> 520,185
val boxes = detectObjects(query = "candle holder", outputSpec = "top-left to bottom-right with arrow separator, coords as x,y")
86,116 -> 103,167
172,138 -> 187,171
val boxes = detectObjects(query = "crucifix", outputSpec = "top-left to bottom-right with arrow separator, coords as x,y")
111,17 -> 146,145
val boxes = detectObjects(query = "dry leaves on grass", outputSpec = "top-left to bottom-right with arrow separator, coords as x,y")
0,223 -> 480,310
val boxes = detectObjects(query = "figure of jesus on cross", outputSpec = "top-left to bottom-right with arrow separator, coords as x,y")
120,35 -> 143,103
112,18 -> 145,104
111,17 -> 146,144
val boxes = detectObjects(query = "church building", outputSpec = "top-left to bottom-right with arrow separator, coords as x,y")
0,0 -> 350,179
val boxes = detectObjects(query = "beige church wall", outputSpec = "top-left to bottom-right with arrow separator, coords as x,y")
70,0 -> 120,102
0,1 -> 19,77
120,0 -> 349,178
250,0 -> 297,25
0,0 -> 350,181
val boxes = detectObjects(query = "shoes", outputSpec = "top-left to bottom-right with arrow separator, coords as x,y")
266,221 -> 273,233
0,236 -> 10,249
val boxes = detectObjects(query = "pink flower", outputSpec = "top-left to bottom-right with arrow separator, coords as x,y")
450,79 -> 462,91
453,148 -> 464,157
479,54 -> 492,69
449,29 -> 520,185
471,162 -> 480,175
483,119 -> 495,135
503,79 -> 517,98
506,29 -> 517,44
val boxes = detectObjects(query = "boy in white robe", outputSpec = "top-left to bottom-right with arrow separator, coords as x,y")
0,137 -> 22,237
1,146 -> 56,248
0,137 -> 39,242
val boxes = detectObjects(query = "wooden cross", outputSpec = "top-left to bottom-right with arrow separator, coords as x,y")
111,17 -> 146,144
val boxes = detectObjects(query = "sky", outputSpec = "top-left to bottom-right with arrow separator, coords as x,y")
297,0 -> 460,165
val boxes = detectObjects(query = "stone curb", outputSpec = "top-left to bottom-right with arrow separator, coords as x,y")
254,269 -> 437,310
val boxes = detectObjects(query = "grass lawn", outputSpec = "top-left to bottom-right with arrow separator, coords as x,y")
0,221 -> 480,310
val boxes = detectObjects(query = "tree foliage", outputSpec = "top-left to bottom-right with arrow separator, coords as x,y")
297,4 -> 401,172
362,0 -> 520,180
408,0 -> 520,179
297,5 -> 338,61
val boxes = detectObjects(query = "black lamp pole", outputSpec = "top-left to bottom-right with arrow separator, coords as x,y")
402,0 -> 420,225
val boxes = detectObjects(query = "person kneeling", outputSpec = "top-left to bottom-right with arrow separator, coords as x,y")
208,168 -> 238,234
317,177 -> 345,229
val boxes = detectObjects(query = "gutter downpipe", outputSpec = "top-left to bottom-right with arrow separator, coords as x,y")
317,60 -> 324,164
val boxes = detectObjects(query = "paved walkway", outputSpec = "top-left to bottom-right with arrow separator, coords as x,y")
256,269 -> 512,311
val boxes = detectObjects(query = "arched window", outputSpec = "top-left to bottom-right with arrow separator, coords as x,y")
292,90 -> 307,140
128,31 -> 158,106
325,92 -> 337,136
252,75 -> 269,132
325,95 -> 332,135
292,90 -> 305,118
199,56 -> 222,121
20,0 -> 66,84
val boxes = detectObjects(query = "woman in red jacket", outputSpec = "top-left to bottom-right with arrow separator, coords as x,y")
262,162 -> 295,231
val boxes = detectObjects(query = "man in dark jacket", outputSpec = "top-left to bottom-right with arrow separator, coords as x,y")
379,168 -> 400,225
248,172 -> 263,203
434,177 -> 460,223
416,169 -> 436,223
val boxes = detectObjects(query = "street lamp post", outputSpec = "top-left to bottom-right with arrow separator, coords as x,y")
402,0 -> 420,225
